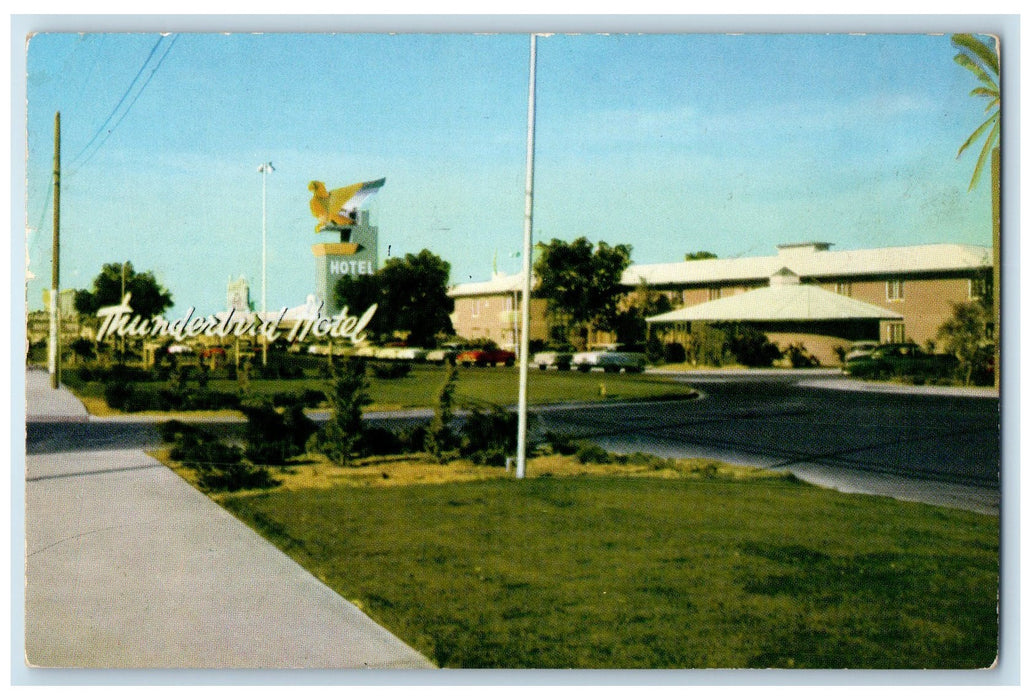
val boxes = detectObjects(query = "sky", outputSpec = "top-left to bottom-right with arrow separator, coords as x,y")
23,30 -> 995,317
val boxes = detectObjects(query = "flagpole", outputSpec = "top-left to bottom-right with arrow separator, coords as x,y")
258,162 -> 274,366
516,34 -> 538,480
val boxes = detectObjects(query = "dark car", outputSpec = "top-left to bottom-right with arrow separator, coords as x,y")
843,343 -> 957,379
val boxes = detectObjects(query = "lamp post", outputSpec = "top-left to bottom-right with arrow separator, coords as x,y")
258,161 -> 275,366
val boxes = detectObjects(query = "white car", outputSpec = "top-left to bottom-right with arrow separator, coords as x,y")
844,341 -> 880,362
532,351 -> 573,371
572,347 -> 646,373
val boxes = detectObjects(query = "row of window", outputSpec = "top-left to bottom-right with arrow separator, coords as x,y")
469,296 -> 515,318
466,278 -> 986,317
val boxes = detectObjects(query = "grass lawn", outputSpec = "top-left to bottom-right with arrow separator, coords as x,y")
67,364 -> 698,414
214,460 -> 999,669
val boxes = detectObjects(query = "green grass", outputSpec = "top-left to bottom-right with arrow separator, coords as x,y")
66,364 -> 697,412
220,475 -> 999,669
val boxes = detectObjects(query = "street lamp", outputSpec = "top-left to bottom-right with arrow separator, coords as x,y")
257,161 -> 275,366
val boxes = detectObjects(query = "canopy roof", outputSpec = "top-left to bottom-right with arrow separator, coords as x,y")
646,283 -> 903,324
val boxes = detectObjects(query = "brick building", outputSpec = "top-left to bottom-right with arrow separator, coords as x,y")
448,242 -> 991,364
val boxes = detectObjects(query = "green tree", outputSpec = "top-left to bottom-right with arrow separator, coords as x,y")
314,358 -> 371,466
533,237 -> 632,349
937,299 -> 993,386
612,280 -> 672,346
334,249 -> 454,347
953,33 -> 1000,387
74,261 -> 174,319
684,251 -> 717,261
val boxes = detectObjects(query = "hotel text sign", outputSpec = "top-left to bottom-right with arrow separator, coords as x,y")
94,293 -> 377,345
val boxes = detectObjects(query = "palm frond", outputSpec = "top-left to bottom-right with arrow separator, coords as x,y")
952,33 -> 1000,77
985,97 -> 1000,112
954,53 -> 998,90
957,110 -> 999,158
970,86 -> 999,99
968,120 -> 1000,191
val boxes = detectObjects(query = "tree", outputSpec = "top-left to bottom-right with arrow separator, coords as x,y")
937,298 -> 993,386
334,249 -> 454,347
313,358 -> 371,466
953,33 -> 1000,388
612,279 -> 672,346
684,251 -> 717,261
533,237 -> 632,349
74,262 -> 173,319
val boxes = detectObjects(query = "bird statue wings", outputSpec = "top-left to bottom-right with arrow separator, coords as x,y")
308,178 -> 386,232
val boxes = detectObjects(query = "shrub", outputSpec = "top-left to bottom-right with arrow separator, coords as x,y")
786,343 -> 820,368
371,361 -> 412,379
575,442 -> 612,464
103,381 -> 134,410
425,365 -> 459,462
157,420 -> 277,492
460,405 -> 519,465
312,358 -> 370,466
663,342 -> 686,364
727,324 -> 782,367
360,426 -> 404,456
239,399 -> 317,465
544,431 -> 580,456
689,324 -> 729,366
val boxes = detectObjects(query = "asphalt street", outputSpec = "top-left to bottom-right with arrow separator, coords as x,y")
26,371 -> 1001,513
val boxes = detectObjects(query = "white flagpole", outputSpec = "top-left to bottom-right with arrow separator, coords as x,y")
516,34 -> 538,480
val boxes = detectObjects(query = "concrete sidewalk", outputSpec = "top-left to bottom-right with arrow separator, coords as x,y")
24,370 -> 434,669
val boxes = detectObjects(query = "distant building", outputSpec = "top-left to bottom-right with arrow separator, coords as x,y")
448,273 -> 549,350
227,275 -> 253,313
448,242 -> 992,364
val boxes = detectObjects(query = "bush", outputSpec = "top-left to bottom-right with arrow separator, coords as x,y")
312,358 -> 370,466
544,431 -> 580,456
103,381 -> 134,410
663,342 -> 687,364
371,361 -> 412,379
360,427 -> 404,456
425,365 -> 459,462
690,324 -> 729,366
727,325 -> 781,367
239,399 -> 317,465
786,343 -> 820,368
575,442 -> 612,464
460,405 -> 520,465
157,421 -> 277,492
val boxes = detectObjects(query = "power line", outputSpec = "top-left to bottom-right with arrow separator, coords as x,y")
69,35 -> 166,169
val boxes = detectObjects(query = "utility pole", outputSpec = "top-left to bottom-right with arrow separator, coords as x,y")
49,112 -> 61,389
515,34 -> 538,479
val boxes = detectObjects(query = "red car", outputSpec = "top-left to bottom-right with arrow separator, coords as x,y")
456,348 -> 516,367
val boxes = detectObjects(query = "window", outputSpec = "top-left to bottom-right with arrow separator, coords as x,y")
708,287 -> 722,302
471,299 -> 481,317
886,279 -> 904,301
835,282 -> 852,297
886,322 -> 906,343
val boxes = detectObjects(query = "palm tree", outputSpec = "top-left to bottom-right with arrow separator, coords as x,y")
953,33 -> 1000,388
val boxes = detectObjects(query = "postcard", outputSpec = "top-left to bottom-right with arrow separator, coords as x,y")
20,26 -> 1005,676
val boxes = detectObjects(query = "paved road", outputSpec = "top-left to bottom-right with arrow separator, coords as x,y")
535,373 -> 1000,513
27,370 -> 1000,514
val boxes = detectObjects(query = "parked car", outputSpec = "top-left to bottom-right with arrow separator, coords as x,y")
844,340 -> 880,362
456,347 -> 516,367
425,343 -> 463,365
532,350 -> 574,371
843,343 -> 957,379
572,345 -> 647,373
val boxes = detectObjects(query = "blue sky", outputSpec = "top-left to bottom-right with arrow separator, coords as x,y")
24,31 -> 994,316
